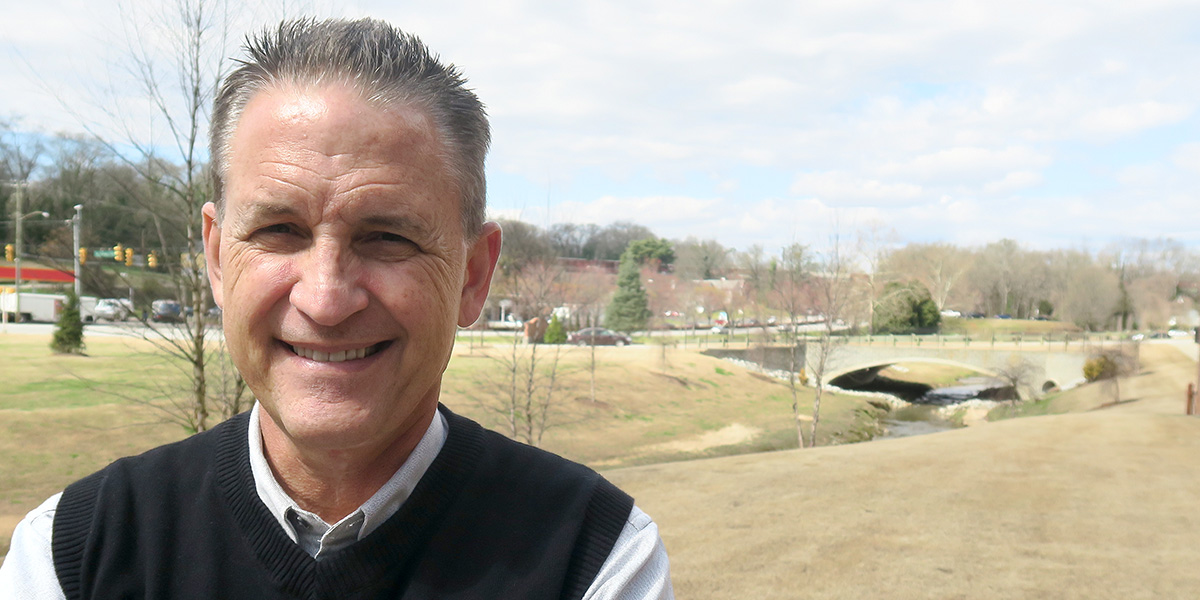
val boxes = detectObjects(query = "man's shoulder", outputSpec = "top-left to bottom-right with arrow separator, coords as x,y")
440,406 -> 601,484
437,405 -> 633,529
64,411 -> 251,496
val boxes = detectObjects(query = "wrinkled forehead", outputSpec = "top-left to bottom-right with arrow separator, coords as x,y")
220,82 -> 465,229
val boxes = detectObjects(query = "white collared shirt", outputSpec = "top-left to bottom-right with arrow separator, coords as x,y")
247,403 -> 448,558
0,405 -> 674,599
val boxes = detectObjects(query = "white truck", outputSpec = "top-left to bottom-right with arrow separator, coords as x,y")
0,291 -> 97,323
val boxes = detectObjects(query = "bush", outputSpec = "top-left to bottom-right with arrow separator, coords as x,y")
544,314 -> 567,344
1083,351 -> 1134,382
50,291 -> 86,355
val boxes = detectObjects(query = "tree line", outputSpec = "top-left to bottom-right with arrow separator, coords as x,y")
487,216 -> 1197,335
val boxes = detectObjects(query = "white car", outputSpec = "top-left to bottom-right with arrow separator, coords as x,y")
94,298 -> 133,321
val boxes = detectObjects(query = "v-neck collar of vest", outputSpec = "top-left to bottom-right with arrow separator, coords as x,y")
214,405 -> 483,598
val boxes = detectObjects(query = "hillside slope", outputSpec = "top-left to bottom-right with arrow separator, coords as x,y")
607,342 -> 1200,598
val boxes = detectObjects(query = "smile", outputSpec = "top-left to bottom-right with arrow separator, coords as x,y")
289,342 -> 386,363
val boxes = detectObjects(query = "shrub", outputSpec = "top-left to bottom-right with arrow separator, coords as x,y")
50,291 -> 86,355
1083,351 -> 1134,382
544,314 -> 567,344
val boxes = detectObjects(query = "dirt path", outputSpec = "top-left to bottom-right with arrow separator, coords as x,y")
606,342 -> 1200,599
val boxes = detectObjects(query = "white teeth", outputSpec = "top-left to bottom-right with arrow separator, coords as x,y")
291,343 -> 379,362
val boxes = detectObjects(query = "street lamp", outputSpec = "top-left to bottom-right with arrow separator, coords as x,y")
13,201 -> 50,323
73,204 -> 83,299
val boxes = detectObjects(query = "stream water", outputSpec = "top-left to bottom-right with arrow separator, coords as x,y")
834,375 -> 1010,440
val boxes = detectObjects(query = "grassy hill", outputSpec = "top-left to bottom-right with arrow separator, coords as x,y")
0,333 -> 883,560
606,343 -> 1200,598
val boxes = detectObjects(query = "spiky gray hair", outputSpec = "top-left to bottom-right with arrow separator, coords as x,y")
210,18 -> 489,236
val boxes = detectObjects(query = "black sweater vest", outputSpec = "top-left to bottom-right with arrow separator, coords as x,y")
51,406 -> 633,600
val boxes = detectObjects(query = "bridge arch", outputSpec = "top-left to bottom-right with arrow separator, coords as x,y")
826,357 -> 1000,383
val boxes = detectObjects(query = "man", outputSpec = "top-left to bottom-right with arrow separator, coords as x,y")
0,18 -> 672,599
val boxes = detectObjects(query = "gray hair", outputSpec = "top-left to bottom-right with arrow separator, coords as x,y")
210,18 -> 489,236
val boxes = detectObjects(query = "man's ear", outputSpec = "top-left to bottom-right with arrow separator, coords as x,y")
201,202 -> 224,308
458,221 -> 502,327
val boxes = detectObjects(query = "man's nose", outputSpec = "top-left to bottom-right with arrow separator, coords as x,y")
289,241 -> 369,326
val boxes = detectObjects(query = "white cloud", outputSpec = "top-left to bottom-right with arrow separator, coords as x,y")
1078,102 -> 1192,136
1172,143 -> 1200,174
983,171 -> 1043,194
879,146 -> 1051,184
6,0 -> 1200,252
718,76 -> 804,107
789,171 -> 923,205
551,195 -> 722,229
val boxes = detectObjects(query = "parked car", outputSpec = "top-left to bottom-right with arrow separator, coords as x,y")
94,298 -> 134,322
568,327 -> 632,347
151,299 -> 184,323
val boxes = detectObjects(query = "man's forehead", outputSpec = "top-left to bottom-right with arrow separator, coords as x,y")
238,82 -> 438,143
234,197 -> 433,228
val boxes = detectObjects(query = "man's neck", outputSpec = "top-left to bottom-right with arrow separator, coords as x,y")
258,408 -> 436,524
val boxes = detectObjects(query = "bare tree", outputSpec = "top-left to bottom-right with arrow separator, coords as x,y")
855,221 -> 898,333
885,242 -> 975,311
993,356 -> 1038,406
1084,347 -> 1139,406
674,237 -> 730,280
804,237 -> 854,448
772,243 -> 812,449
477,333 -> 565,446
736,244 -> 771,333
51,0 -> 238,431
496,259 -> 566,326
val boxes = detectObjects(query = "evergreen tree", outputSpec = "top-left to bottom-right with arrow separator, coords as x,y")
624,237 -> 675,266
605,253 -> 651,333
50,291 -> 86,355
873,281 -> 941,334
544,314 -> 567,344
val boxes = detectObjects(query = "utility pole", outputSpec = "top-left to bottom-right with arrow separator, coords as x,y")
73,204 -> 83,298
13,182 -> 23,322
6,181 -> 49,322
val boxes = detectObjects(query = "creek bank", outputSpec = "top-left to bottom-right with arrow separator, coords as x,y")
717,354 -> 1007,441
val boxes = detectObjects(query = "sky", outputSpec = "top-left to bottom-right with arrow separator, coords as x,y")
3,0 -> 1199,255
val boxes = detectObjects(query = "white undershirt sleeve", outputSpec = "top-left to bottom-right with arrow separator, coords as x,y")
0,492 -> 67,600
581,505 -> 675,600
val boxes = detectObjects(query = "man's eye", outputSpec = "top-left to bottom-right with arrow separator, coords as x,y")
259,223 -> 295,235
369,232 -> 416,246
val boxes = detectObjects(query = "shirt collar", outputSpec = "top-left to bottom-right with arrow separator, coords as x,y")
247,402 -> 447,553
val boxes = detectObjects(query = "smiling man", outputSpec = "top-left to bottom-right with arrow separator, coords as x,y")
0,18 -> 672,599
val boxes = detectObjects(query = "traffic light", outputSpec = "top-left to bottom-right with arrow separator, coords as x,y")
124,247 -> 134,267
79,247 -> 87,265
114,243 -> 124,263
4,244 -> 12,262
147,251 -> 158,268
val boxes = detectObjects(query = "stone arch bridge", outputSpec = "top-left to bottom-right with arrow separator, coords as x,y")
820,342 -> 1089,393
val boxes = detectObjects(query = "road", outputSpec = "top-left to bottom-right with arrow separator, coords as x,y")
0,321 -> 223,341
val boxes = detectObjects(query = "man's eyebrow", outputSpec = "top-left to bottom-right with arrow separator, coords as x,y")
357,214 -> 428,232
240,202 -> 303,222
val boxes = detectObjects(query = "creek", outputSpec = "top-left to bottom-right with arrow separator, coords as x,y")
830,369 -> 1012,440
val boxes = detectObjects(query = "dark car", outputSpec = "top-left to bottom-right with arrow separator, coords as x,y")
568,327 -> 632,347
151,299 -> 184,323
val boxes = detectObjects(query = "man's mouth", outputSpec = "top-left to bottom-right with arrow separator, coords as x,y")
289,342 -> 387,363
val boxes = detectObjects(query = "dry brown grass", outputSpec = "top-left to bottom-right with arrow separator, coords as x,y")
12,331 -> 1192,598
607,343 -> 1200,598
0,334 -> 882,562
